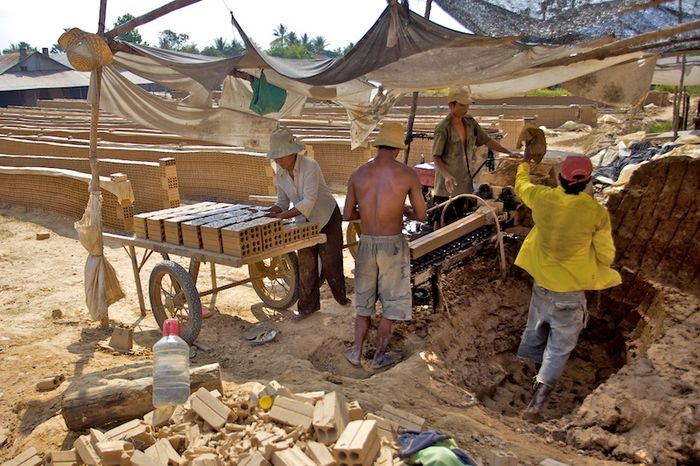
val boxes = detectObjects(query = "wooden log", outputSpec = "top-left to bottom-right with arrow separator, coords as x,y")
61,363 -> 222,431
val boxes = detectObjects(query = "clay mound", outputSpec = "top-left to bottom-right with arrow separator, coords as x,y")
561,287 -> 700,465
606,155 -> 699,294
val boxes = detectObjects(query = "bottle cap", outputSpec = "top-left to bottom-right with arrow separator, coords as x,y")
258,395 -> 273,411
162,319 -> 180,337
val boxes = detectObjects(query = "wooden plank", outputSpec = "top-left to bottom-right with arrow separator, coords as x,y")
409,212 -> 488,259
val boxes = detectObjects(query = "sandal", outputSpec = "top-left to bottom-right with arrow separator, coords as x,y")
291,310 -> 316,321
248,329 -> 277,346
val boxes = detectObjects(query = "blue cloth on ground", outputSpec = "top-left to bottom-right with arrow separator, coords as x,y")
398,430 -> 476,465
398,431 -> 450,457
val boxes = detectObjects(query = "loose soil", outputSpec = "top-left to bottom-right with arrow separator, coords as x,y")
0,107 -> 698,465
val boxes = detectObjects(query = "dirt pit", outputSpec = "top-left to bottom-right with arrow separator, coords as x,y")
422,249 -> 622,418
0,157 -> 697,465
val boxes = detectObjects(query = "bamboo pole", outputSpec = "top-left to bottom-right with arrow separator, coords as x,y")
105,0 -> 203,39
402,0 -> 432,165
536,18 -> 700,68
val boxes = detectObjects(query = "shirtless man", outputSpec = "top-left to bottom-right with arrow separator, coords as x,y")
343,122 -> 427,370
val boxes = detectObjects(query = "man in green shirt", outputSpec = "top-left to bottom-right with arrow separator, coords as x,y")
431,86 -> 514,225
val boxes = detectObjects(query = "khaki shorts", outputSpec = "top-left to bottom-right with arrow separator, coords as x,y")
354,234 -> 412,321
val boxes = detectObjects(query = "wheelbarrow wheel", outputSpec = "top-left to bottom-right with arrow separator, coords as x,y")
346,221 -> 362,259
149,260 -> 202,344
248,252 -> 299,310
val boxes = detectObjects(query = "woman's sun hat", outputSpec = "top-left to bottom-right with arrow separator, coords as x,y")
267,127 -> 306,160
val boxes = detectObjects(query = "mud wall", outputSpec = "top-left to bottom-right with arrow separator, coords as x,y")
606,156 -> 700,295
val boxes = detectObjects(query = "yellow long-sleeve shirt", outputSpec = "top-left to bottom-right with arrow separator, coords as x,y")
514,163 -> 622,292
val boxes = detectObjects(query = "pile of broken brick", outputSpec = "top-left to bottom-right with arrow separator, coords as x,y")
4,380 -> 427,466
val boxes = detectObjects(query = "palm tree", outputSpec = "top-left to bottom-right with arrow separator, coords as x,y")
312,36 -> 327,54
214,37 -> 227,54
301,33 -> 310,49
286,31 -> 299,46
272,24 -> 288,46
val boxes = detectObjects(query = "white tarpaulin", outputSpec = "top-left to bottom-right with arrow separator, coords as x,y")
562,56 -> 657,106
101,2 -> 693,149
470,52 -> 645,98
98,65 -> 278,151
652,56 -> 700,85
219,75 -> 306,119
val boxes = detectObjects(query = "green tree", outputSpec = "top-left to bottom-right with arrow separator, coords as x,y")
286,31 -> 299,46
3,41 -> 36,54
158,29 -> 192,51
113,14 -> 143,44
201,37 -> 245,57
50,43 -> 64,53
179,44 -> 200,54
267,42 -> 314,59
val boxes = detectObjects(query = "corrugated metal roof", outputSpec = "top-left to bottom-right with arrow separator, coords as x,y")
0,51 -> 153,91
0,69 -> 152,92
0,54 -> 20,74
49,53 -> 73,69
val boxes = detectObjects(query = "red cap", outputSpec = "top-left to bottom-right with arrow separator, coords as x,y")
560,156 -> 592,183
162,319 -> 180,337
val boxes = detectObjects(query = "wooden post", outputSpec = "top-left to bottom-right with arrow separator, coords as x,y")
673,1 -> 686,140
89,0 -> 109,328
402,0 -> 432,165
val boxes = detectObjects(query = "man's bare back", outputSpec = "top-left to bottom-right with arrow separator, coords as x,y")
344,150 -> 427,235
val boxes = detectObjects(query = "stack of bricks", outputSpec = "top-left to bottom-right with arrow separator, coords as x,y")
302,139 -> 372,192
133,202 -> 320,259
0,136 -> 275,206
493,117 -> 537,152
0,154 -> 179,214
3,380 -> 432,466
0,168 -> 133,233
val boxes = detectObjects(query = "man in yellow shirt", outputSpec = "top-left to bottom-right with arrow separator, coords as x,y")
514,154 -> 622,421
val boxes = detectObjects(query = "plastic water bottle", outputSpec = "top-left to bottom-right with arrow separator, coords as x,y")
152,319 -> 190,407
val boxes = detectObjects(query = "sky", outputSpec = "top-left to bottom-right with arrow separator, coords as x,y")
0,0 -> 468,53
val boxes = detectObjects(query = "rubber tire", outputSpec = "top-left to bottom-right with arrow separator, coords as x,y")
248,252 -> 299,310
149,260 -> 202,344
346,222 -> 362,259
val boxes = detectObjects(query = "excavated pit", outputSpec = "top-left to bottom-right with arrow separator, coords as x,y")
428,156 -> 699,464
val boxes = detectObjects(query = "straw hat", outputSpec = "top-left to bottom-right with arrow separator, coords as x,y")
58,28 -> 113,72
372,122 -> 406,149
267,127 -> 306,160
447,86 -> 474,105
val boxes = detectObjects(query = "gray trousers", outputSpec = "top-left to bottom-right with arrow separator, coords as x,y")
517,283 -> 587,386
